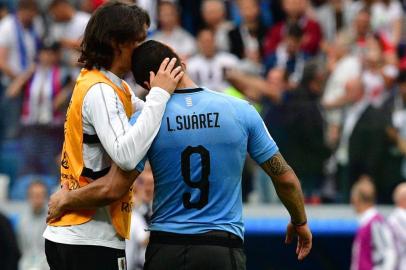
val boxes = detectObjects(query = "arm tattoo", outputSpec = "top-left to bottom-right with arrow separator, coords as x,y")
262,152 -> 292,177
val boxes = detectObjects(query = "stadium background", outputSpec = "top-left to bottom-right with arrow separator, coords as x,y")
0,0 -> 405,269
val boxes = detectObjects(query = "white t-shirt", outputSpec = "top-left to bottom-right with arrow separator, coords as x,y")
322,56 -> 362,124
50,11 -> 90,42
187,52 -> 240,92
151,27 -> 196,58
50,11 -> 90,71
0,15 -> 40,78
371,1 -> 403,43
362,70 -> 385,107
43,70 -> 169,249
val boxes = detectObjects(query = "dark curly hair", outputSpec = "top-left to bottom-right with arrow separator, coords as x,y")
78,1 -> 150,70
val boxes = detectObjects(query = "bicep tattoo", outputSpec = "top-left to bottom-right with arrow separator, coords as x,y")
261,152 -> 292,177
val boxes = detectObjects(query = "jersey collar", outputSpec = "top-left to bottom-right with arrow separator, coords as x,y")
174,88 -> 204,94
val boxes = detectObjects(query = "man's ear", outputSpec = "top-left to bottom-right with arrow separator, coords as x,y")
111,40 -> 122,55
181,61 -> 187,71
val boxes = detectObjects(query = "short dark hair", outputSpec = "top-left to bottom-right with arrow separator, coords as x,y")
300,60 -> 321,87
132,40 -> 181,89
49,0 -> 70,9
17,0 -> 37,11
79,1 -> 150,70
197,27 -> 215,38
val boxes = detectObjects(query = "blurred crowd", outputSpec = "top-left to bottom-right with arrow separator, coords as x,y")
0,0 -> 405,216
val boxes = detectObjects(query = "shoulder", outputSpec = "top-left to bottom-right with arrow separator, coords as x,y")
75,11 -> 91,24
176,27 -> 194,38
217,52 -> 239,62
204,89 -> 251,110
187,55 -> 204,66
0,15 -> 14,32
83,82 -> 116,105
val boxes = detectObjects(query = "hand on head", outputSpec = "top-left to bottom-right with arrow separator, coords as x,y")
147,58 -> 184,94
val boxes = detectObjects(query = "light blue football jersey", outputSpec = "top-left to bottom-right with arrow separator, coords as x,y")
131,88 -> 278,240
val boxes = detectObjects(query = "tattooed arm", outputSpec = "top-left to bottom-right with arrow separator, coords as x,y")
261,152 -> 307,224
261,152 -> 312,260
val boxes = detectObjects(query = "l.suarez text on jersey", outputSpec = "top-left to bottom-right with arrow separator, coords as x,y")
166,112 -> 221,132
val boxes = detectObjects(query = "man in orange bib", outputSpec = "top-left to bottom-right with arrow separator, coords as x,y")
43,2 -> 183,270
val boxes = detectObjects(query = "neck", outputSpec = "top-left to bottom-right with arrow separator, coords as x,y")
176,74 -> 198,90
16,13 -> 28,28
244,21 -> 258,31
162,25 -> 176,33
33,207 -> 44,216
358,204 -> 373,214
109,61 -> 126,78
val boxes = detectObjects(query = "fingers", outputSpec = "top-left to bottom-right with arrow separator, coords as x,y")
298,239 -> 312,260
158,58 -> 170,72
165,58 -> 177,73
285,223 -> 294,244
174,71 -> 185,83
296,236 -> 302,255
46,207 -> 56,223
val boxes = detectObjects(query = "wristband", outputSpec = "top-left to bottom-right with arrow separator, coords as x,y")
291,220 -> 307,227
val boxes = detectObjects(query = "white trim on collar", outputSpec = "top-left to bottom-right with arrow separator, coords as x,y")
100,68 -> 124,91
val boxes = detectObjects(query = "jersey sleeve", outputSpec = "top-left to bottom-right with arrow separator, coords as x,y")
242,103 -> 279,164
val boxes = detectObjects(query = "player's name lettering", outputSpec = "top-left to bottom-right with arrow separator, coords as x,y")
167,112 -> 220,132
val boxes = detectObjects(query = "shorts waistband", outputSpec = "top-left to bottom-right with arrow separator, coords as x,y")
149,230 -> 243,248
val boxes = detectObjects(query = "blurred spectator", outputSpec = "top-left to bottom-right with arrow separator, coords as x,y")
136,0 -> 159,32
0,211 -> 20,270
388,183 -> 406,270
339,9 -> 373,55
284,62 -> 330,201
228,0 -> 267,64
265,23 -> 308,84
0,0 -> 40,83
371,0 -> 403,51
0,0 -> 41,139
0,3 -> 8,20
335,79 -> 385,201
361,44 -> 386,107
188,28 -> 239,92
201,0 -> 233,52
350,176 -> 397,270
5,41 -> 70,176
17,181 -> 48,270
263,0 -> 322,57
322,33 -> 362,126
386,72 -> 406,181
151,1 -> 196,59
126,164 -> 154,270
316,0 -> 353,46
48,0 -> 90,68
376,66 -> 404,203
